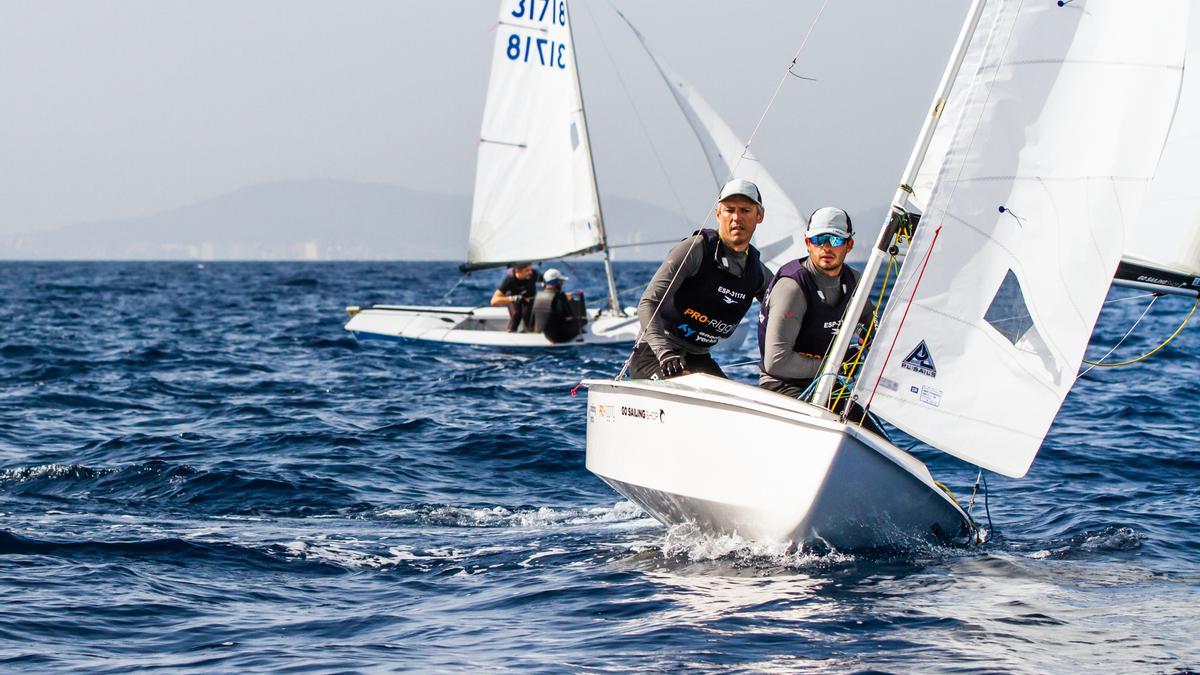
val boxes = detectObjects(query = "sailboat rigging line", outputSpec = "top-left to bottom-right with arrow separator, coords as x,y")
1076,293 -> 1159,376
611,0 -> 833,381
799,372 -> 850,402
582,2 -> 691,233
966,470 -> 982,520
606,238 -> 683,250
1081,296 -> 1198,370
831,250 -> 898,409
440,274 -> 471,304
981,471 -> 993,543
1104,291 -> 1162,305
864,225 -> 944,411
735,0 -> 832,180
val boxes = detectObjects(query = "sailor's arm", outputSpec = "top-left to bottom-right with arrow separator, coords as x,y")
637,235 -> 704,357
490,289 -> 512,307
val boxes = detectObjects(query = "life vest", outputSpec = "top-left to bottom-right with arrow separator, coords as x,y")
758,257 -> 858,369
533,288 -> 583,343
659,229 -> 763,348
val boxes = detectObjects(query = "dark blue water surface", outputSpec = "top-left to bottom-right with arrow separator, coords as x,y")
0,260 -> 1197,672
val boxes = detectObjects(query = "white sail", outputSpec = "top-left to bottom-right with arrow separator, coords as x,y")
852,1 -> 1188,478
466,0 -> 604,269
904,2 -> 1002,215
612,10 -> 805,270
1124,4 -> 1200,279
657,60 -> 807,270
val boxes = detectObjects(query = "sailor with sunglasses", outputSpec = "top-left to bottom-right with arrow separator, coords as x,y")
630,179 -> 773,380
758,207 -> 872,398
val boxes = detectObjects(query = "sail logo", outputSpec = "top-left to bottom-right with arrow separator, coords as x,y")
901,340 -> 937,377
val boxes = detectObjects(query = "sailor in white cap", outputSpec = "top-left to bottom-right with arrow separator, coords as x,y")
630,179 -> 773,380
757,206 -> 872,398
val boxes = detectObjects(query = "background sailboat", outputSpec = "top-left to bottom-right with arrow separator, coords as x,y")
344,0 -> 806,348
1113,2 -> 1200,298
585,0 -> 1190,548
345,0 -> 634,347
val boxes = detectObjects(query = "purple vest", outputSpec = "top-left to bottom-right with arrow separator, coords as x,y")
758,258 -> 858,370
659,229 -> 764,348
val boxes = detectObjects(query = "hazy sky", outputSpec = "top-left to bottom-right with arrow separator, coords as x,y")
0,0 -> 968,237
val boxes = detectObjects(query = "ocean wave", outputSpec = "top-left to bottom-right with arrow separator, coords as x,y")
374,500 -> 648,529
0,461 -> 365,517
0,530 -> 340,574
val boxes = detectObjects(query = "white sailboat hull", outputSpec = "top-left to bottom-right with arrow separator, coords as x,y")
345,305 -> 752,350
585,375 -> 972,549
345,305 -> 641,347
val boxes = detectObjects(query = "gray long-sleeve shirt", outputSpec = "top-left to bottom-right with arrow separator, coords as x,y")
638,234 -> 771,358
759,257 -> 871,385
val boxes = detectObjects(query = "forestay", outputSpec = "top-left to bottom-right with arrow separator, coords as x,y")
616,13 -> 805,270
853,1 -> 1188,478
467,0 -> 604,270
1124,4 -> 1200,279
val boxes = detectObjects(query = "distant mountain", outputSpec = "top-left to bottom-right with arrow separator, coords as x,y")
0,179 -> 702,261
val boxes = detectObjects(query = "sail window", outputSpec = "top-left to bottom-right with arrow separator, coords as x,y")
570,122 -> 580,151
984,270 -> 1036,346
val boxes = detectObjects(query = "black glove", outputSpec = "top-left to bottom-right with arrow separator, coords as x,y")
659,353 -> 688,378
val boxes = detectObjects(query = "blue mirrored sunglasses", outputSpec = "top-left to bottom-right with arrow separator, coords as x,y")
807,234 -> 848,247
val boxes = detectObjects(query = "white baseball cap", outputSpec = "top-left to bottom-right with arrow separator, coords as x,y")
806,207 -> 853,239
717,179 -> 763,207
543,268 -> 568,283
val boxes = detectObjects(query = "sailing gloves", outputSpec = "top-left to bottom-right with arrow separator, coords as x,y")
658,353 -> 688,378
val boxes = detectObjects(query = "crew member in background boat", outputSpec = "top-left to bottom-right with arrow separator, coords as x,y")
630,179 -> 772,379
491,262 -> 540,332
758,207 -> 882,434
532,268 -> 583,344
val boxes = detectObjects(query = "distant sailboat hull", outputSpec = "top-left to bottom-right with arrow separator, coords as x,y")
585,375 -> 972,550
345,305 -> 752,349
344,305 -> 639,347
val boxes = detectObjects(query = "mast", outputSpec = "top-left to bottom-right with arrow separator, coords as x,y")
812,0 -> 989,407
564,0 -> 622,315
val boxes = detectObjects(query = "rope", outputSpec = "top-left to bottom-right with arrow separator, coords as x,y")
831,250 -> 898,410
606,238 -> 683,250
612,1 -> 834,381
440,273 -> 471,304
1081,297 -> 1197,370
582,2 -> 692,233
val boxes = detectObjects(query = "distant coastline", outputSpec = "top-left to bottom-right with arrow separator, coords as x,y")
0,179 -> 711,262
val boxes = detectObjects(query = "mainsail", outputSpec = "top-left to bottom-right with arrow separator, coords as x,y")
466,0 -> 606,270
851,2 -> 1188,478
613,9 -> 806,270
1115,4 -> 1200,296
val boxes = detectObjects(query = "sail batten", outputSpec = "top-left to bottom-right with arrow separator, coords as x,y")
854,1 -> 1189,479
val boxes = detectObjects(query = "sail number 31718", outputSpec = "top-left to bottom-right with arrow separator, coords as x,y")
506,35 -> 567,69
511,0 -> 567,25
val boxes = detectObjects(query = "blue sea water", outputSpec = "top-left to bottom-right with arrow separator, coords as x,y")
0,260 -> 1197,672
